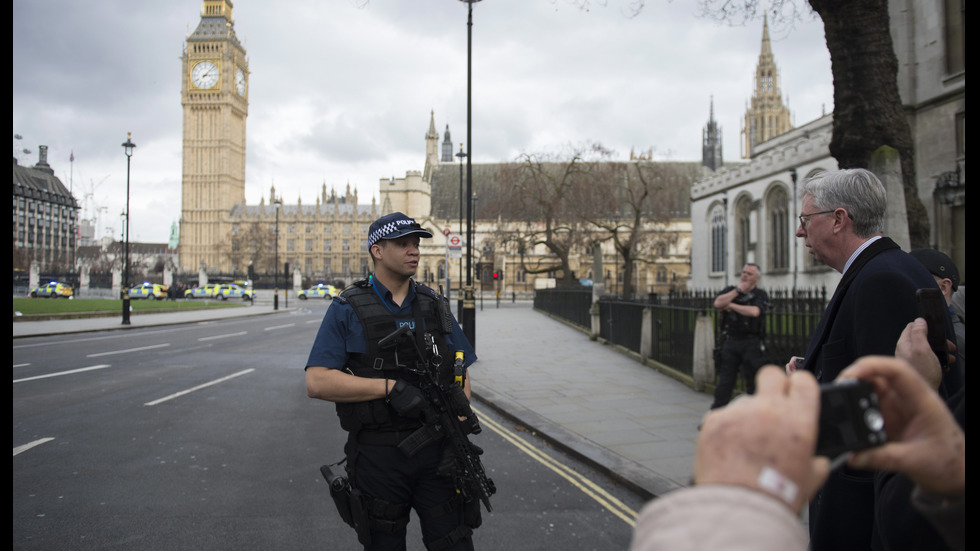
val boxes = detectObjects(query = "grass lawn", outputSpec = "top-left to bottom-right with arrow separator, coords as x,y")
12,297 -> 245,316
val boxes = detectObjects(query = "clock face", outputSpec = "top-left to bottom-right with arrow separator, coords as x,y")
235,68 -> 246,96
192,61 -> 219,90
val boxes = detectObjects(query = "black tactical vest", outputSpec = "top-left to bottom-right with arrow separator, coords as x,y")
335,278 -> 452,433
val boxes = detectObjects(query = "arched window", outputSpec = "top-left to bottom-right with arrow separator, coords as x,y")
767,186 -> 790,271
710,204 -> 726,273
734,196 -> 753,269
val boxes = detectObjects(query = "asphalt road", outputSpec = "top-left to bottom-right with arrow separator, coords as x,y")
13,302 -> 647,550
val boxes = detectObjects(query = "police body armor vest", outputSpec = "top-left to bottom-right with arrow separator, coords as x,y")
335,278 -> 452,434
723,289 -> 765,337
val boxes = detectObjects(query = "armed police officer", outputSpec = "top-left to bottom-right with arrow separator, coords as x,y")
710,263 -> 770,410
305,212 -> 481,551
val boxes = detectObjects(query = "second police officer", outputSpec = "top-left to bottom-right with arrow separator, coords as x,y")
710,263 -> 770,409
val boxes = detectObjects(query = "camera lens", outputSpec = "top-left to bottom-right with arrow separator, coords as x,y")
864,408 -> 885,432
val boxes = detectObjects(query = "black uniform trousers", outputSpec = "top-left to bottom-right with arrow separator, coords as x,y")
711,336 -> 767,409
348,438 -> 474,551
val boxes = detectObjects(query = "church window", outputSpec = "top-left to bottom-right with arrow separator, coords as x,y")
767,187 -> 790,271
945,0 -> 964,74
710,204 -> 726,273
734,197 -> 752,270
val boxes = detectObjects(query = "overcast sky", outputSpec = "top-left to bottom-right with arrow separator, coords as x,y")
12,0 -> 832,244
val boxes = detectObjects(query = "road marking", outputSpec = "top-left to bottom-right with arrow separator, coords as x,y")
14,364 -> 111,383
14,363 -> 31,368
198,331 -> 248,341
474,405 -> 639,526
263,323 -> 296,331
144,368 -> 255,406
13,437 -> 55,457
87,343 -> 170,358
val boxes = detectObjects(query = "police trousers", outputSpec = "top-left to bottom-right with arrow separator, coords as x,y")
347,438 -> 475,551
711,337 -> 767,409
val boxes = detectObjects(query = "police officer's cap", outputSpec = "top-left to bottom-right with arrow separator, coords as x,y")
368,212 -> 433,248
910,248 -> 959,291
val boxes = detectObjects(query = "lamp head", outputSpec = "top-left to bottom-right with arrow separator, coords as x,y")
121,132 -> 136,157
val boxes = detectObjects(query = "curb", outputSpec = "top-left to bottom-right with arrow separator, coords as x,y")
473,386 -> 684,501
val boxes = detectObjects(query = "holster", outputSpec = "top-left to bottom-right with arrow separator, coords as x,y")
320,465 -> 370,546
349,489 -> 373,547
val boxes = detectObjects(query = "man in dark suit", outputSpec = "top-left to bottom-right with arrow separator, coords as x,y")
784,168 -> 963,551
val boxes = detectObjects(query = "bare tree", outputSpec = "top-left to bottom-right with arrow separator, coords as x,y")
224,222 -> 277,274
484,144 -> 611,286
577,160 -> 695,297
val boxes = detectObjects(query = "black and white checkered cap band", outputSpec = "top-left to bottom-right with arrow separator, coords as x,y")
368,219 -> 428,247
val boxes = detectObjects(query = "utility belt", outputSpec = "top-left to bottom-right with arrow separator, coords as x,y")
725,333 -> 761,340
355,427 -> 423,447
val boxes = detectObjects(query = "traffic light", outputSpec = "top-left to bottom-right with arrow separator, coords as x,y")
492,271 -> 499,280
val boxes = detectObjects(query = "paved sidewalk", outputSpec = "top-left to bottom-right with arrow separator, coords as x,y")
13,299 -> 707,499
473,301 -> 708,498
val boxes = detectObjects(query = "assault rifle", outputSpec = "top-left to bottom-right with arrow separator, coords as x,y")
379,323 -> 496,513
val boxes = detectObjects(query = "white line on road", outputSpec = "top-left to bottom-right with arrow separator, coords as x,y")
87,343 -> 171,358
13,437 -> 55,457
14,364 -> 111,383
263,323 -> 296,331
198,331 -> 248,341
144,368 -> 255,406
14,363 -> 31,368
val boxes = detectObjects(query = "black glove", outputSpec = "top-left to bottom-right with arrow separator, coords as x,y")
387,380 -> 427,419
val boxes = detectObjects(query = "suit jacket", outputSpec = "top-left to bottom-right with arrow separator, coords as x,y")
803,237 -> 964,551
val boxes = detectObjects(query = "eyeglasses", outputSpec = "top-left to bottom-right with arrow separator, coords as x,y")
798,210 -> 835,230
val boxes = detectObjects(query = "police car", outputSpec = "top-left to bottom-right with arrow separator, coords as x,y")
297,283 -> 339,300
128,282 -> 169,300
29,281 -> 74,298
184,283 -> 222,299
214,283 -> 256,301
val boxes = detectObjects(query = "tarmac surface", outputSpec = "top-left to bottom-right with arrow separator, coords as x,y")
13,299 -> 709,500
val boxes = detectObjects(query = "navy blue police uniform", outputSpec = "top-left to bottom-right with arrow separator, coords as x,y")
307,274 -> 478,551
711,285 -> 770,409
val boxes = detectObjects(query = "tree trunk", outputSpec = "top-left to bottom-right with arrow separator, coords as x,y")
808,0 -> 929,247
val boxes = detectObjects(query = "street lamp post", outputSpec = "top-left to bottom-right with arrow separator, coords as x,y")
121,133 -> 136,325
273,198 -> 282,310
455,143 -> 467,316
459,0 -> 481,350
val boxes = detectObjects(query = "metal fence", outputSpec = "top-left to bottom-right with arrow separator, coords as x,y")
535,287 -> 827,376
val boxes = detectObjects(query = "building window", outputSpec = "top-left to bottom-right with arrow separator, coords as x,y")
767,187 -> 790,271
955,111 -> 965,158
945,0 -> 965,74
733,197 -> 753,269
710,204 -> 726,273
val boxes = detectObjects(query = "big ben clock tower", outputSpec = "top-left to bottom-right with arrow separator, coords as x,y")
179,0 -> 248,272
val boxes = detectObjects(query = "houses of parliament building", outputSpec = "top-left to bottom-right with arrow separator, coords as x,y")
178,1 -> 866,296
177,0 -> 715,295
